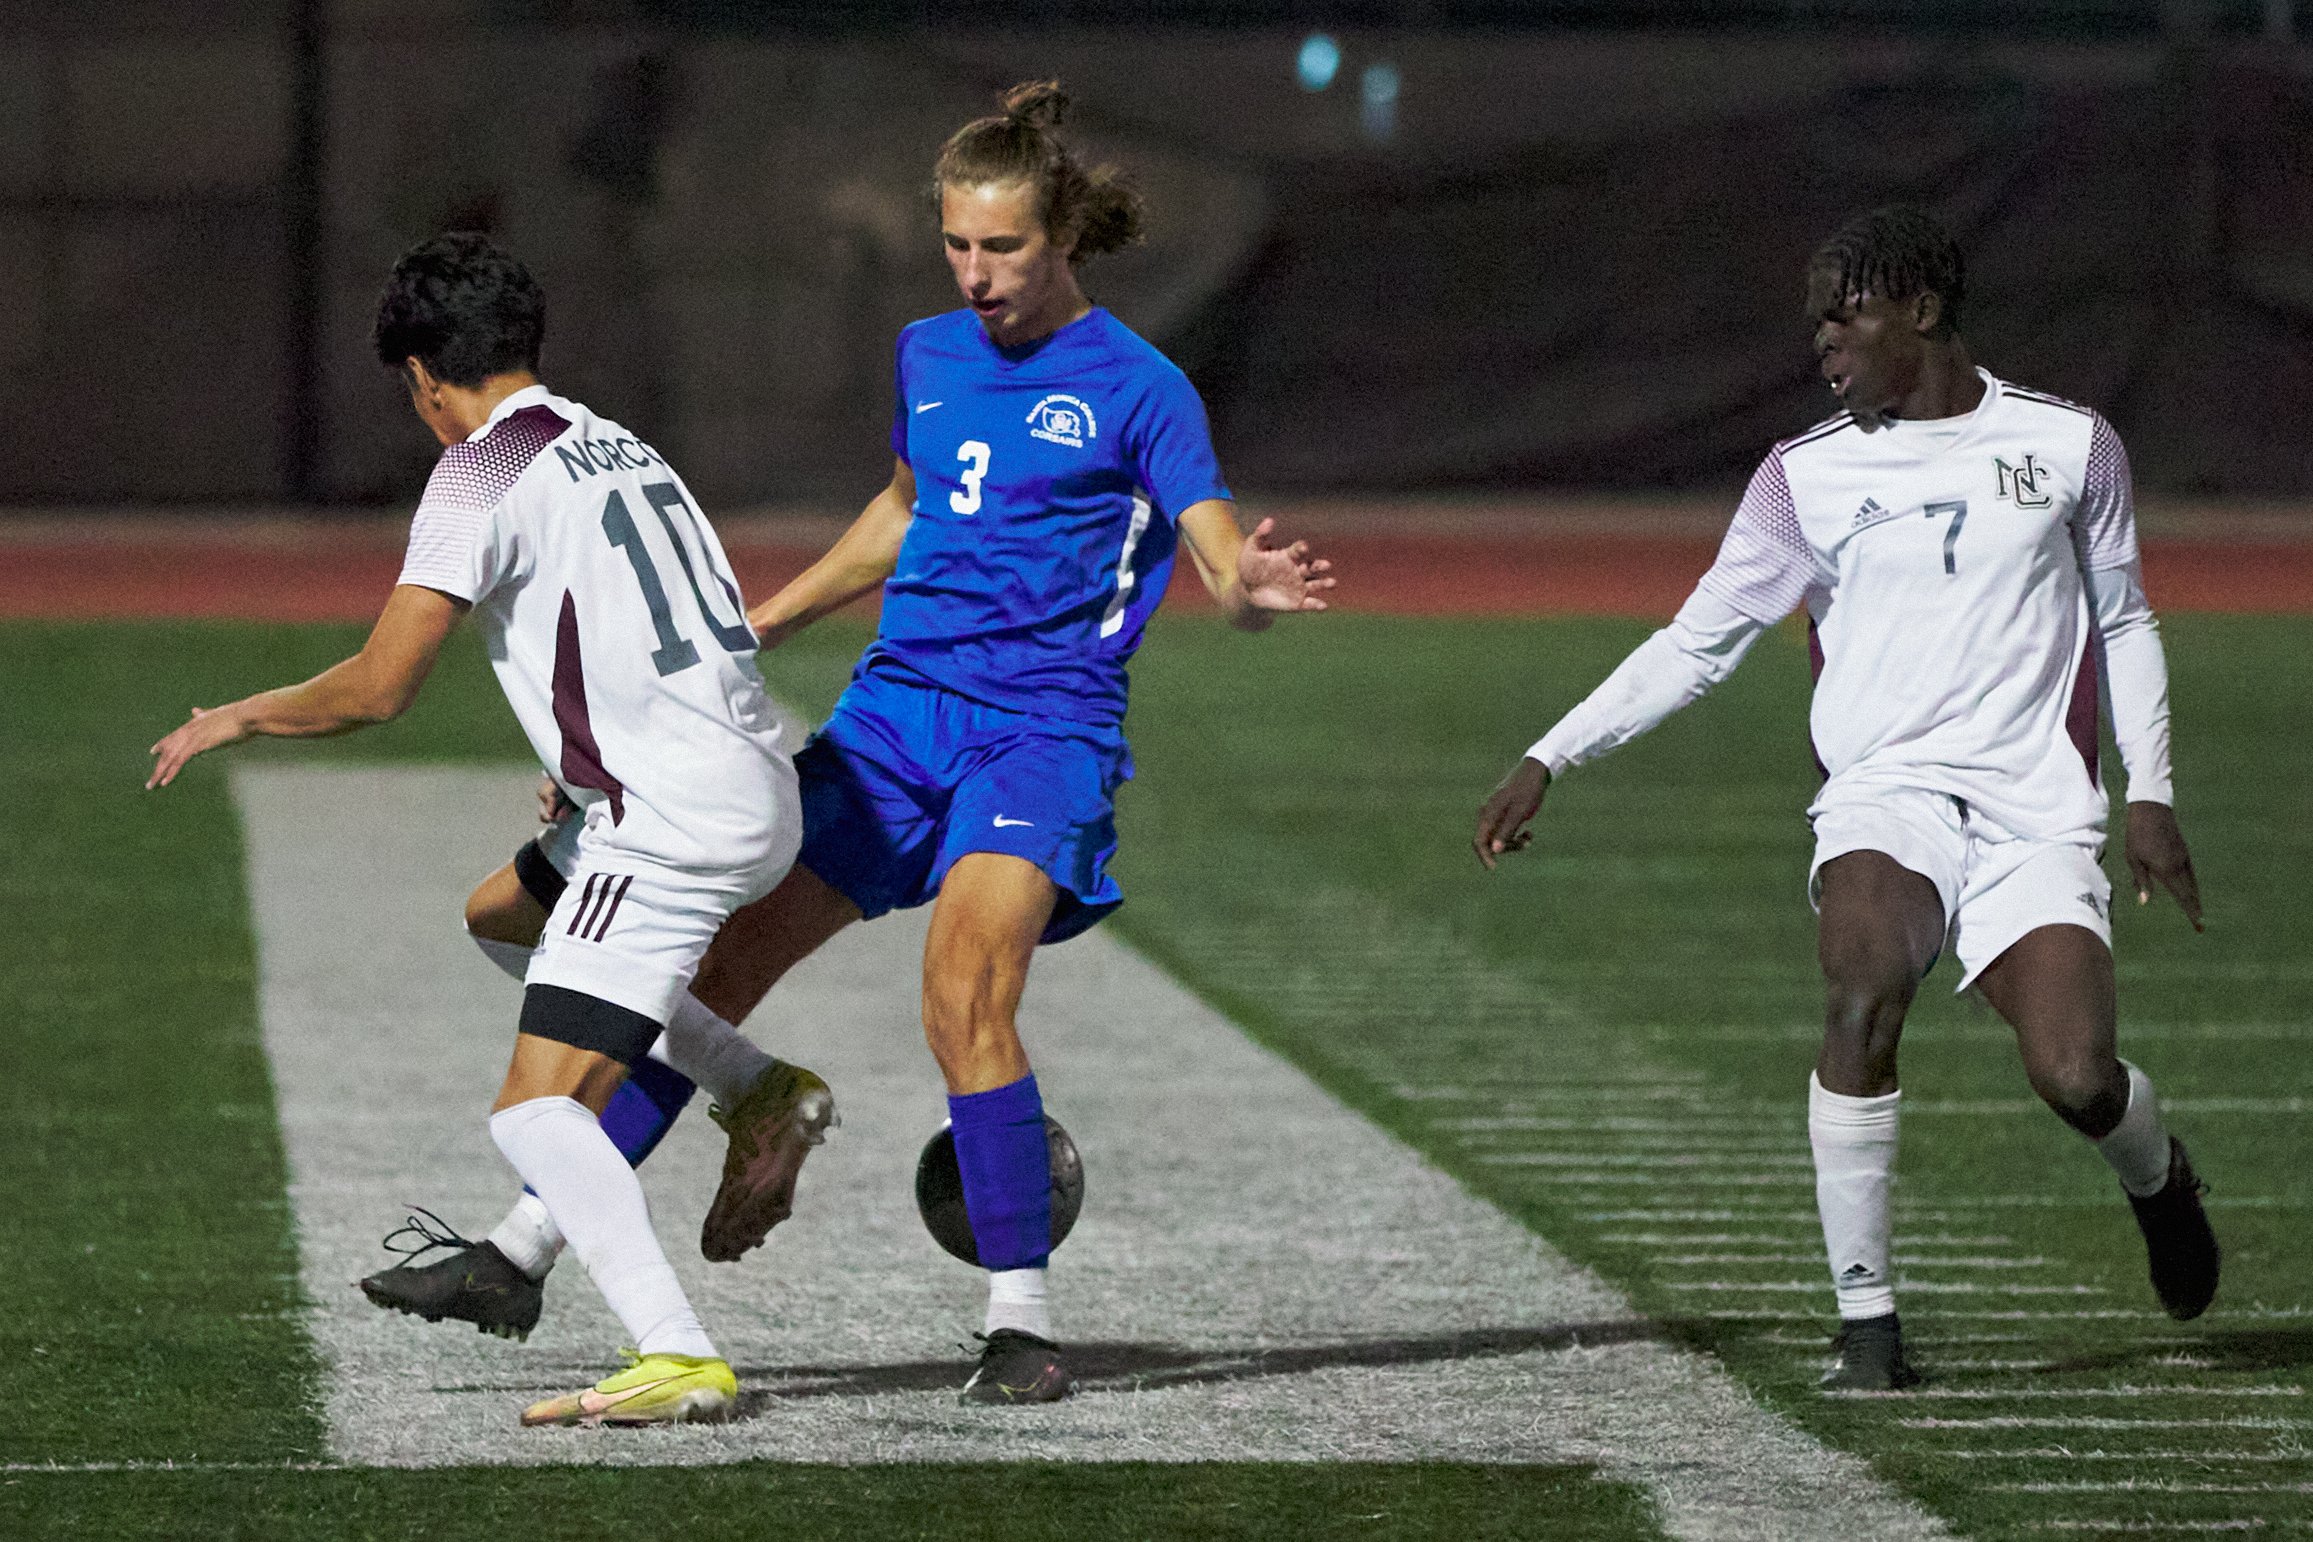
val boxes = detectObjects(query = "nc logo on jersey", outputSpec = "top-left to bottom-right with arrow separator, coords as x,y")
1026,393 -> 1098,450
1996,453 -> 2053,509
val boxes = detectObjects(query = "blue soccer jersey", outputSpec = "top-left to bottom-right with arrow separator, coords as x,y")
864,306 -> 1232,727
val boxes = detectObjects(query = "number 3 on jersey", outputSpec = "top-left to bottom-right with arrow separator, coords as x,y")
951,440 -> 991,515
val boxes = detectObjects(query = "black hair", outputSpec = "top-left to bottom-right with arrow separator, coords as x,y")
371,233 -> 546,387
935,80 -> 1143,262
1807,205 -> 1965,335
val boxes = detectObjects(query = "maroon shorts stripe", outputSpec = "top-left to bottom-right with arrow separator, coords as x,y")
567,873 -> 602,936
589,875 -> 635,942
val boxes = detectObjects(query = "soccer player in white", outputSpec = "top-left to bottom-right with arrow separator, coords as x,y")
1473,206 -> 2216,1389
149,234 -> 807,1425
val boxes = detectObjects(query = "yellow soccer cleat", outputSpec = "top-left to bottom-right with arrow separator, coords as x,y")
701,1061 -> 837,1263
520,1351 -> 738,1428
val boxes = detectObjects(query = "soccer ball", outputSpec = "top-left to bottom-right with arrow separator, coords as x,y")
914,1115 -> 1085,1265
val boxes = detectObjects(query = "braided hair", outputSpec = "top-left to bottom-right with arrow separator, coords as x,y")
1807,205 -> 1965,335
934,80 -> 1143,262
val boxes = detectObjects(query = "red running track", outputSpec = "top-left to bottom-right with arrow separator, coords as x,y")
0,530 -> 2305,622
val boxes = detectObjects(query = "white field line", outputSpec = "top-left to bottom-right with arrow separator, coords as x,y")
1668,1282 -> 2103,1295
1830,1387 -> 2305,1401
1460,1152 -> 1816,1169
1935,1450 -> 2313,1463
1598,1232 -> 1821,1245
1904,1096 -> 2313,1116
0,1462 -> 340,1474
1582,1210 -> 1824,1223
235,765 -> 1950,1542
1425,1117 -> 1795,1134
2028,1523 -> 2282,1535
1894,1359 -> 2060,1371
1902,1417 -> 2313,1430
1479,1168 -> 1812,1185
1655,1255 -> 2049,1269
1996,1481 -> 2313,1494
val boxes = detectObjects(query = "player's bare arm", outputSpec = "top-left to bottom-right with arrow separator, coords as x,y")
1177,501 -> 1335,632
146,584 -> 466,789
748,459 -> 916,648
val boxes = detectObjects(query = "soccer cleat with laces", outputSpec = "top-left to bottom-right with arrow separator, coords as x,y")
1821,1312 -> 1922,1391
520,1351 -> 737,1427
2129,1136 -> 2220,1321
358,1208 -> 543,1341
700,1061 -> 837,1263
959,1329 -> 1076,1405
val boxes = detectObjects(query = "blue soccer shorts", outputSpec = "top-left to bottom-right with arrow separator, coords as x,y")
794,662 -> 1130,944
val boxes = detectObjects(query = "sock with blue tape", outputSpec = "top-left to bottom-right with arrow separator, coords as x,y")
948,1074 -> 1053,1273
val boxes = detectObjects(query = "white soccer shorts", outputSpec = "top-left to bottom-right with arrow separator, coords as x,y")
1807,783 -> 2112,992
536,803 -> 583,879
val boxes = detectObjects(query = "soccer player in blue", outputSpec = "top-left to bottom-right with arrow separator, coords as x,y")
363,79 -> 1333,1404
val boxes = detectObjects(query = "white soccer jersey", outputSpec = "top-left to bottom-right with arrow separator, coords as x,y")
398,385 -> 793,883
1699,369 -> 2136,841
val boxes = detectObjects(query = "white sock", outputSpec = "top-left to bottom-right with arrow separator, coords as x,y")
481,1040 -> 679,1282
485,1190 -> 564,1281
985,1267 -> 1052,1340
657,993 -> 776,1109
469,931 -> 534,982
1809,1071 -> 1900,1321
2096,1061 -> 2173,1197
487,1096 -> 716,1360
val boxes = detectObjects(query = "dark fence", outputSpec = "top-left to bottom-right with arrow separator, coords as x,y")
2,5 -> 2308,504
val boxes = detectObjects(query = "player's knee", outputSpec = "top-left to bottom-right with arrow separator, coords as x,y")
1819,947 -> 1917,1032
2024,1049 -> 2123,1131
463,885 -> 509,938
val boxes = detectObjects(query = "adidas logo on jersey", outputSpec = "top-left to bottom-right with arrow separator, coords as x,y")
1851,496 -> 1899,531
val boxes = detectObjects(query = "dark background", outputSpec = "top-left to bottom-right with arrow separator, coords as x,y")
3,1 -> 2308,507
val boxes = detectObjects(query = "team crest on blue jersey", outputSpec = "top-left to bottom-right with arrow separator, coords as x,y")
1027,394 -> 1098,449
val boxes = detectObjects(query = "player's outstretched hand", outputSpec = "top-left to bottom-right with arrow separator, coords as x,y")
1237,517 -> 1335,613
146,703 -> 252,790
1473,757 -> 1550,871
2125,800 -> 2203,932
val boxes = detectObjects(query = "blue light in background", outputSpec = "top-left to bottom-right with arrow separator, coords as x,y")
1360,61 -> 1400,141
1296,33 -> 1340,92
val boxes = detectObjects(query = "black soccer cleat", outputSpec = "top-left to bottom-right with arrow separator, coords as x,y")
959,1329 -> 1076,1406
2128,1136 -> 2220,1322
357,1208 -> 543,1342
1821,1312 -> 1922,1391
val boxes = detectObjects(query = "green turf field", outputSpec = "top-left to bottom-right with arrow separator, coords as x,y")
3,611 -> 2306,1538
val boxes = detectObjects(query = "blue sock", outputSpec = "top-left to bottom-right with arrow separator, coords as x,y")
948,1074 -> 1052,1271
601,1055 -> 697,1165
519,1057 -> 695,1213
